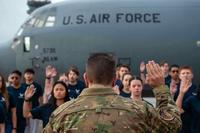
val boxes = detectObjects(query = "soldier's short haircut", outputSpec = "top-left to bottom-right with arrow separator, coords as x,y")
11,70 -> 22,77
86,53 -> 116,85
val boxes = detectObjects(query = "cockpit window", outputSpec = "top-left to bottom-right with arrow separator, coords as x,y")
24,17 -> 35,27
44,7 -> 57,27
22,7 -> 56,28
45,16 -> 55,27
24,15 -> 45,28
38,19 -> 45,27
29,17 -> 36,26
34,18 -> 45,27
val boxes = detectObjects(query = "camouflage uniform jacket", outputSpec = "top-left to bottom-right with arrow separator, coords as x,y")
43,85 -> 181,133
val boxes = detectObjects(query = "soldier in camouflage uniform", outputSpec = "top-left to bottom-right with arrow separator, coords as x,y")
43,53 -> 181,133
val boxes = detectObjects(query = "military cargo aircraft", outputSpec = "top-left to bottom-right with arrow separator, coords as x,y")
0,0 -> 200,96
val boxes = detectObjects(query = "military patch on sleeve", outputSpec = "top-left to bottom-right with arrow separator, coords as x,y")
160,110 -> 175,121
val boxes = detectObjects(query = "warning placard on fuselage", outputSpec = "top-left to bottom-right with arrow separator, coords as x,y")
63,13 -> 161,25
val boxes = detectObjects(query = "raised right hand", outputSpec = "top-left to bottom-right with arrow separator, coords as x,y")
140,61 -> 146,73
25,85 -> 35,100
45,65 -> 57,78
179,79 -> 190,94
146,60 -> 165,88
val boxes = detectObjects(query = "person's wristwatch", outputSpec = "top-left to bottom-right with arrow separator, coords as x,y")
46,77 -> 51,80
24,98 -> 30,102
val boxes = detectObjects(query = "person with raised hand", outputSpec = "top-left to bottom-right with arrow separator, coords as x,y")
22,68 -> 43,133
43,54 -> 181,133
23,81 -> 70,128
176,79 -> 191,113
140,61 -> 147,84
174,66 -> 197,133
43,65 -> 57,103
176,82 -> 200,133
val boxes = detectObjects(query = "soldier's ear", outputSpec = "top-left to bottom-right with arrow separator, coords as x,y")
83,72 -> 89,87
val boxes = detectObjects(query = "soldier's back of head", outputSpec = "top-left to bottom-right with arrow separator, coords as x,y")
86,53 -> 116,86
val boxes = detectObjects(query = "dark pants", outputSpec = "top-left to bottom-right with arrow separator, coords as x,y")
5,124 -> 12,133
17,122 -> 26,133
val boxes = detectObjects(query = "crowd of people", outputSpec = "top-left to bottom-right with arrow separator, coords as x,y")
0,55 -> 199,133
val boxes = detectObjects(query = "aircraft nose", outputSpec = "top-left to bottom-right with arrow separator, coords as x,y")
0,41 -> 16,77
11,37 -> 21,50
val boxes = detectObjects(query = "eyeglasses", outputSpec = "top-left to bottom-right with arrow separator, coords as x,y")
171,70 -> 179,73
11,76 -> 19,80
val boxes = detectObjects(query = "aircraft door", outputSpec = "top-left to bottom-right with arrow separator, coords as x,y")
24,36 -> 43,69
16,35 -> 44,78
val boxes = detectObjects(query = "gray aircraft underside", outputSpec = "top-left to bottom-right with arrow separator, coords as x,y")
0,0 -> 200,96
